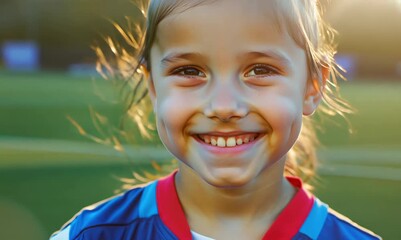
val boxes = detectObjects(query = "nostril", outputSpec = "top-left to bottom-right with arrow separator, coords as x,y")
220,116 -> 231,122
204,97 -> 249,121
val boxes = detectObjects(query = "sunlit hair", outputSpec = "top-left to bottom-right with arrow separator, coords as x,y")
95,0 -> 352,190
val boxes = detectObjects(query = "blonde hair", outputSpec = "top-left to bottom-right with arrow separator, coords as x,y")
95,0 -> 352,189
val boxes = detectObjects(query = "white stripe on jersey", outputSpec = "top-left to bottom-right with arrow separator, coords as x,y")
50,225 -> 70,240
191,230 -> 215,240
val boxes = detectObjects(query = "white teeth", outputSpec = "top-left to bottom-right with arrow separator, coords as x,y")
199,134 -> 259,148
217,137 -> 226,147
211,138 -> 217,146
226,137 -> 236,147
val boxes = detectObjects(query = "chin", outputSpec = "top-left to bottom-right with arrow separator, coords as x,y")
202,170 -> 254,189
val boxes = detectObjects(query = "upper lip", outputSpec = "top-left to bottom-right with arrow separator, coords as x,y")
194,131 -> 264,136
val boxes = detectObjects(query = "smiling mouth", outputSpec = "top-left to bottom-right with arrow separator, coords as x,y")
195,133 -> 262,148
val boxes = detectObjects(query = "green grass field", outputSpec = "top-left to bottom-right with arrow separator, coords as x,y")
0,71 -> 400,239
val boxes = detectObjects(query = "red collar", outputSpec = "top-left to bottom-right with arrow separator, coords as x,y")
156,171 -> 314,240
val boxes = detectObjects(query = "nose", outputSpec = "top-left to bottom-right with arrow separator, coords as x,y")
204,84 -> 248,122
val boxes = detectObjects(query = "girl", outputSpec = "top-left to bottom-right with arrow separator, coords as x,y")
51,0 -> 381,239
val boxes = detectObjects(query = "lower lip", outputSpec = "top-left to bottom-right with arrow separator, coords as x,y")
194,135 -> 264,155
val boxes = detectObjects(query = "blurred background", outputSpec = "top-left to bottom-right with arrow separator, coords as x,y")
0,0 -> 400,239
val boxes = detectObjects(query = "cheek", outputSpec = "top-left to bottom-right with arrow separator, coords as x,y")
257,90 -> 303,123
154,91 -> 199,150
272,99 -> 302,135
257,93 -> 304,148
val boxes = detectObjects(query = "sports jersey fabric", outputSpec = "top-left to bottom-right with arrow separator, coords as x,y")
50,171 -> 381,240
191,230 -> 214,240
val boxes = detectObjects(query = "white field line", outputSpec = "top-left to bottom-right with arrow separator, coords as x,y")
0,139 -> 171,160
317,147 -> 401,181
0,137 -> 173,167
318,165 -> 401,181
0,137 -> 400,181
317,147 -> 401,165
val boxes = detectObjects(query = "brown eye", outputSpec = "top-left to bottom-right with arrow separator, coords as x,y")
173,67 -> 206,77
245,64 -> 278,77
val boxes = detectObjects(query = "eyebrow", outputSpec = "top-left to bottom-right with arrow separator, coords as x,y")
161,52 -> 205,67
242,50 -> 293,68
160,49 -> 293,69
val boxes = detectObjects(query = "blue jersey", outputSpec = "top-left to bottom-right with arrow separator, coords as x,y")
50,172 -> 381,240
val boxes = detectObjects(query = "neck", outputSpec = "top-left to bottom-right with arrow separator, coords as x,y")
175,161 -> 296,237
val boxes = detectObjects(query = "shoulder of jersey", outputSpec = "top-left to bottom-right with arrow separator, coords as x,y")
318,207 -> 382,240
49,180 -> 174,240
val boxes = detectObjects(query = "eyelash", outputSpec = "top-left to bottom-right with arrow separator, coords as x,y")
171,66 -> 206,78
244,64 -> 279,77
170,64 -> 279,79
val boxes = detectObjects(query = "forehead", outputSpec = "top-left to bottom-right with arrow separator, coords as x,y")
152,0 -> 304,64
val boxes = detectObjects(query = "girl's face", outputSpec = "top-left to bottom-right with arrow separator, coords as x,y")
148,0 -> 321,187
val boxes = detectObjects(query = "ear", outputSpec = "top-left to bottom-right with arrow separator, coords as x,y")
303,66 -> 328,116
142,65 -> 157,112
